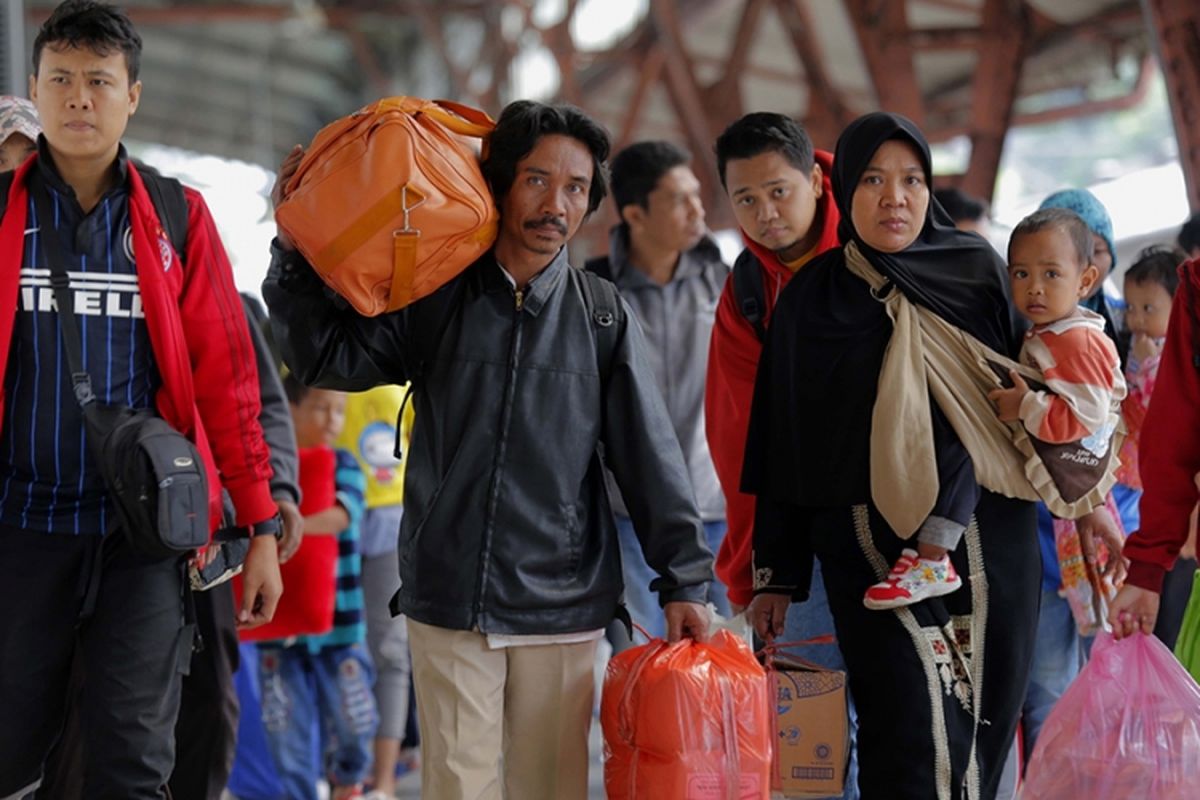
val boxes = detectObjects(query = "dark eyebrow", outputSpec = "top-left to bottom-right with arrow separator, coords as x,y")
731,178 -> 786,198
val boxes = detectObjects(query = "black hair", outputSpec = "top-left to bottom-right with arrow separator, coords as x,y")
610,140 -> 690,213
33,1 -> 142,84
1179,212 -> 1200,256
714,113 -> 815,188
1008,207 -> 1093,270
481,100 -> 610,216
1125,245 -> 1184,297
282,372 -> 310,406
933,187 -> 988,224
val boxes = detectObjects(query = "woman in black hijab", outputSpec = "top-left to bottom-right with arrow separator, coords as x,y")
744,113 -> 1038,799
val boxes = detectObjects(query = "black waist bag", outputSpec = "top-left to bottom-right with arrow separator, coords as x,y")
85,405 -> 210,559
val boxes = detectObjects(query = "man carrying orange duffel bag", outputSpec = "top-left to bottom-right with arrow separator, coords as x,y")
275,96 -> 499,317
265,99 -> 716,799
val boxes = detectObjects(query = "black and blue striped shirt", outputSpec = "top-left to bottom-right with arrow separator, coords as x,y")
0,145 -> 160,536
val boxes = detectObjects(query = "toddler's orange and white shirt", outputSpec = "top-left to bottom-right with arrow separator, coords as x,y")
1018,307 -> 1127,450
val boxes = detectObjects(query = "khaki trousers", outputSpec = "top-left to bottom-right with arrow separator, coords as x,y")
407,619 -> 597,800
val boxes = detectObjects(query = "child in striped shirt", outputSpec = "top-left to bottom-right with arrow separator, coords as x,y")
259,375 -> 377,800
991,207 -> 1126,452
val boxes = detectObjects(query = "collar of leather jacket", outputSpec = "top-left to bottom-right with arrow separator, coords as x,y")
480,246 -> 570,317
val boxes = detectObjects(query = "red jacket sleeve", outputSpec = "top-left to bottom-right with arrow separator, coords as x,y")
179,189 -> 276,526
705,274 -> 765,607
1124,260 -> 1200,592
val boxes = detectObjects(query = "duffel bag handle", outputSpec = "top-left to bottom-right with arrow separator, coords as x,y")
426,99 -> 495,139
285,97 -> 494,199
371,96 -> 495,140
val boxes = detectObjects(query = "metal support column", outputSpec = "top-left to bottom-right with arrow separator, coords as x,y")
4,0 -> 27,97
1143,0 -> 1200,210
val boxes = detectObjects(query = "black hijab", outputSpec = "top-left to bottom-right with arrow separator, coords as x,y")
740,112 -> 1015,505
832,112 -> 1013,352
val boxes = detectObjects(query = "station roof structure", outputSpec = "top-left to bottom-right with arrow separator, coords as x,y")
15,0 -> 1200,229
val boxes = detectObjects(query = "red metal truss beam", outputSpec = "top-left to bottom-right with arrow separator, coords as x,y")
929,54 -> 1155,141
1142,0 -> 1200,209
922,1 -> 1143,105
405,3 -> 473,102
774,0 -> 853,147
337,24 -> 390,96
912,0 -> 980,13
961,0 -> 1030,202
545,0 -> 583,106
648,0 -> 730,227
615,46 -> 666,150
907,26 -> 982,51
844,0 -> 926,126
710,0 -> 771,114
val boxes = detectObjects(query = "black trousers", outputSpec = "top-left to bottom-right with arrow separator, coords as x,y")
810,495 -> 1039,800
0,528 -> 192,800
168,581 -> 241,800
39,578 -> 241,800
1155,557 -> 1199,650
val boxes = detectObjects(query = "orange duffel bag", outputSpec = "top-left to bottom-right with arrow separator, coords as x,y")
601,629 -> 773,800
275,97 -> 500,317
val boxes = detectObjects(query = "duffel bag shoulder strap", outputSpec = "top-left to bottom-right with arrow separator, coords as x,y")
424,99 -> 496,139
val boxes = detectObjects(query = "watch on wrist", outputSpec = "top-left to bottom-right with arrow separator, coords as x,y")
250,513 -> 284,541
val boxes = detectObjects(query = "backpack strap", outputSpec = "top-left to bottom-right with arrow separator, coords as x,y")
0,166 -> 189,264
584,254 -> 614,284
0,171 -> 13,220
138,169 -> 189,264
731,248 -> 766,341
577,268 -> 620,385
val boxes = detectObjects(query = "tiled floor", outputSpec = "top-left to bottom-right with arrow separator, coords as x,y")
393,722 -> 608,798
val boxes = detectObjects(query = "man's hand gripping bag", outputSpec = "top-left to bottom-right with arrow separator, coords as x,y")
1021,631 -> 1200,799
275,97 -> 499,316
601,629 -> 773,799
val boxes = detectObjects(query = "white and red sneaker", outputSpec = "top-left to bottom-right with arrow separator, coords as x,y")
863,548 -> 962,610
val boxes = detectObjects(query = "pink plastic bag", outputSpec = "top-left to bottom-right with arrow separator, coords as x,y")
1021,631 -> 1200,799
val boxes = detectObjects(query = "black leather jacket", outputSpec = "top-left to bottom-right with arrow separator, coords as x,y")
263,244 -> 713,634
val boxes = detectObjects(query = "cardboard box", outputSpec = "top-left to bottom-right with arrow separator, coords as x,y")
771,664 -> 849,797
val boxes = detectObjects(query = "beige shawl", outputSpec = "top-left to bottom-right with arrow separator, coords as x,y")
843,242 -> 1122,539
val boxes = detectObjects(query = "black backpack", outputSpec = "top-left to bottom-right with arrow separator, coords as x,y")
0,163 -> 189,261
729,248 -> 767,341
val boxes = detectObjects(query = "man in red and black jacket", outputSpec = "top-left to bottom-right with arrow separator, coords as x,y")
704,114 -> 858,798
1111,256 -> 1200,638
0,3 -> 282,797
705,114 -> 841,612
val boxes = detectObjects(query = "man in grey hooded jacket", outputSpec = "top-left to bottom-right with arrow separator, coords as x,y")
587,140 -> 731,645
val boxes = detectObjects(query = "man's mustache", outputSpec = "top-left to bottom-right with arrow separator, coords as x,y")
525,216 -> 568,236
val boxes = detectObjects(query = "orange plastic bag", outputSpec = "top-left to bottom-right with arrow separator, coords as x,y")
601,629 -> 772,800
